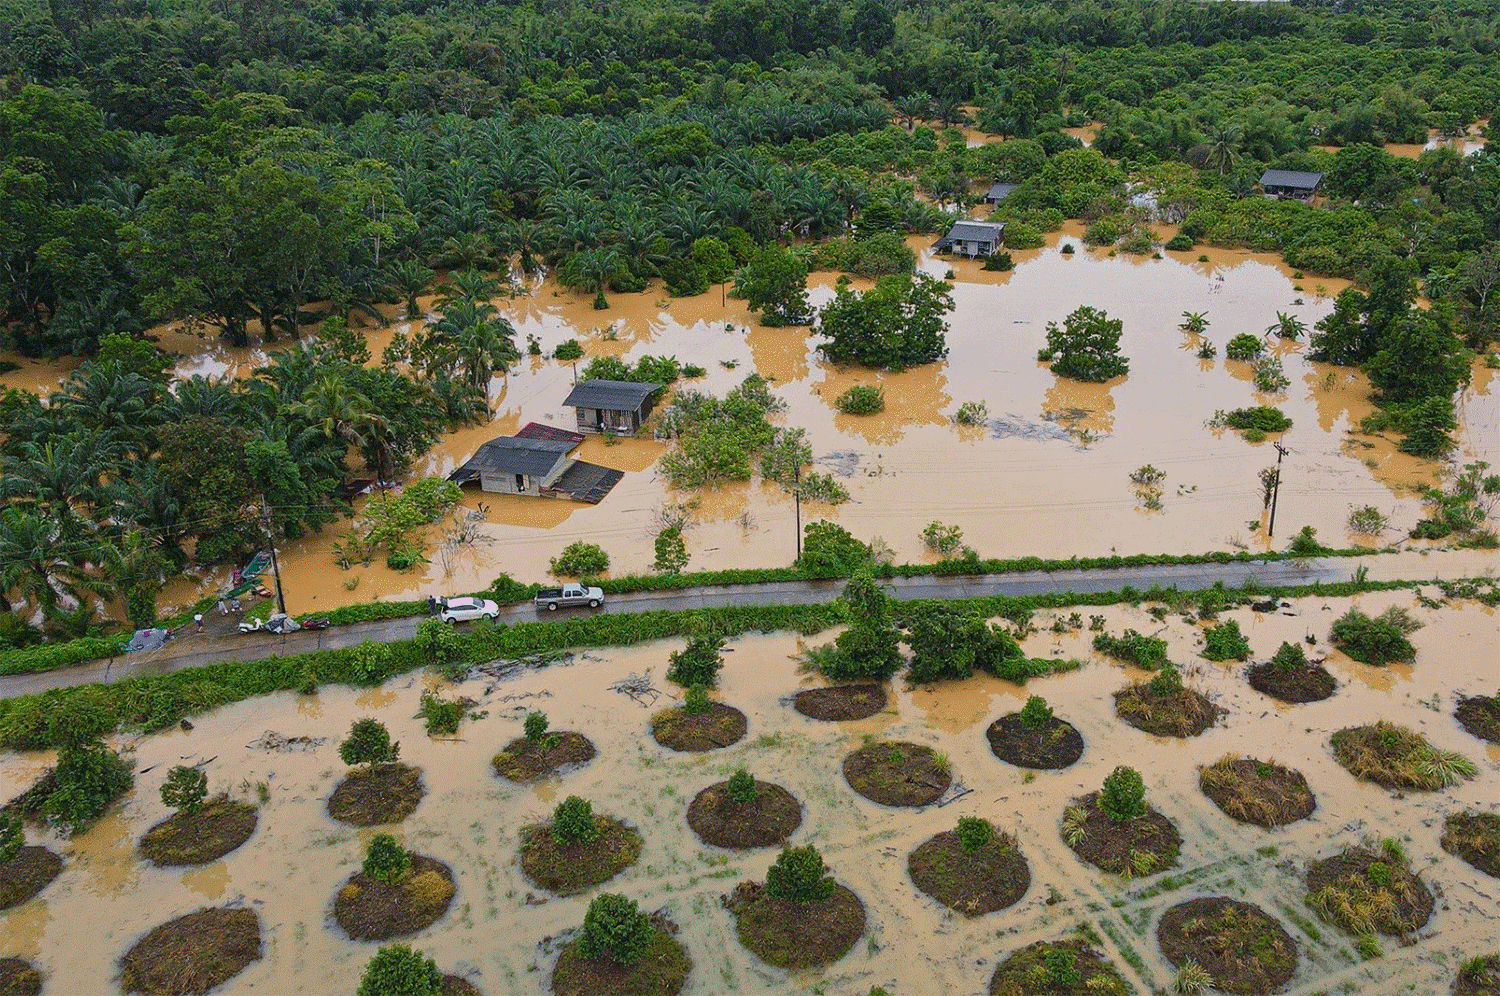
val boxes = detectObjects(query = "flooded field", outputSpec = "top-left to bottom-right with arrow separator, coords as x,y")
2,588 -> 1496,994
6,230 -> 1496,621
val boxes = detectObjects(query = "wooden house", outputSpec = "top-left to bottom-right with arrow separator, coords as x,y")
448,423 -> 624,503
1258,169 -> 1323,201
562,379 -> 661,434
932,220 -> 1006,257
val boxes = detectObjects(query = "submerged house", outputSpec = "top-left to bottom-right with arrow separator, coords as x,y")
1258,169 -> 1323,201
982,182 -> 1019,205
448,423 -> 623,503
562,379 -> 661,435
932,220 -> 1007,258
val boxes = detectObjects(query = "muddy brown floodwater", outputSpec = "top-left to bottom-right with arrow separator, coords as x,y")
4,227 -> 1494,620
2,589 -> 1495,994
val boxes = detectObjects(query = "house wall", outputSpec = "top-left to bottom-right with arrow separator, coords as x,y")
574,407 -> 643,434
478,471 -> 539,496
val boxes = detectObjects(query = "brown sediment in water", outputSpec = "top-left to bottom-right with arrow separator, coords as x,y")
1,590 -> 1497,994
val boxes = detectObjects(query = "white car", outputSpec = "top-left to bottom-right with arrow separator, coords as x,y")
436,597 -> 499,624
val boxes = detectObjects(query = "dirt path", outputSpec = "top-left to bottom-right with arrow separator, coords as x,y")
3,550 -> 1491,699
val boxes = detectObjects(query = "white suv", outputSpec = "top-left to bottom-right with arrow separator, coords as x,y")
436,597 -> 499,624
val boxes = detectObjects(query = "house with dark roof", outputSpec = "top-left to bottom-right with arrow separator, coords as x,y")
983,182 -> 1019,205
561,379 -> 662,435
448,422 -> 624,502
932,220 -> 1006,257
1258,169 -> 1323,201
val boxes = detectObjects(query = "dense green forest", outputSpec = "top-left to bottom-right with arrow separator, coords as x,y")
0,0 -> 1496,639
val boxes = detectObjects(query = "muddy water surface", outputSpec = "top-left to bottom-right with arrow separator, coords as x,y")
2,590 -> 1495,994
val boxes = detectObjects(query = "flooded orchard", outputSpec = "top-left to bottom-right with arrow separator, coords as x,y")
2,588 -> 1496,993
120,234 -> 1497,617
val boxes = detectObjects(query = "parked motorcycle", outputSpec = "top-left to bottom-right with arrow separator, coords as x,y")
237,617 -> 266,634
302,618 -> 330,630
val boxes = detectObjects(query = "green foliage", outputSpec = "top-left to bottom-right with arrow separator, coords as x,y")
822,570 -> 903,681
524,712 -> 549,742
666,629 -> 725,688
363,834 -> 411,885
682,683 -> 713,714
1039,305 -> 1128,382
953,400 -> 989,425
1395,396 -> 1459,458
903,602 -> 986,682
338,479 -> 462,570
1270,641 -> 1308,671
1092,629 -> 1169,670
920,521 -> 964,556
418,694 -> 465,736
551,542 -> 609,578
160,764 -> 208,813
797,521 -> 873,579
1329,607 -> 1421,665
765,845 -> 837,904
1166,234 -> 1195,252
816,272 -> 954,370
551,796 -> 598,845
415,618 -> 464,671
1221,406 -> 1292,433
835,384 -> 885,415
577,893 -> 655,966
1348,505 -> 1389,535
738,244 -> 811,326
339,718 -> 400,768
1046,947 -> 1082,986
955,816 -> 993,853
1202,619 -> 1251,661
1251,356 -> 1290,393
357,945 -> 443,996
29,738 -> 133,835
658,376 -> 783,488
982,251 -> 1015,271
727,768 -> 759,804
553,339 -> 584,361
653,526 -> 689,574
1100,766 -> 1148,822
1018,695 -> 1054,729
1289,526 -> 1329,557
0,812 -> 24,864
1225,334 -> 1264,360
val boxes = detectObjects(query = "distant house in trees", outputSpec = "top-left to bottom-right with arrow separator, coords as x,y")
982,182 -> 1019,205
933,220 -> 1007,257
562,379 -> 661,434
1258,169 -> 1323,201
448,422 -> 623,503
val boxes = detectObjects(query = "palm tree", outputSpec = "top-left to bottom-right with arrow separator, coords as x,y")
0,507 -> 100,617
560,247 -> 626,310
1206,126 -> 1242,175
290,375 -> 394,478
892,92 -> 932,131
437,266 -> 503,308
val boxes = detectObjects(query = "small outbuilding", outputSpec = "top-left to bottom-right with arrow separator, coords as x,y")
561,378 -> 661,435
448,422 -> 625,503
933,220 -> 1007,258
983,182 -> 1019,204
1258,169 -> 1323,201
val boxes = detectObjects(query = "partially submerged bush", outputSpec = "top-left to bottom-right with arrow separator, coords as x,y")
363,834 -> 411,885
726,768 -> 758,804
955,817 -> 993,853
577,893 -> 655,966
160,765 -> 208,813
1329,607 -> 1421,665
552,796 -> 599,845
666,630 -> 725,688
1201,620 -> 1251,662
1221,406 -> 1292,433
1225,333 -> 1264,360
1093,629 -> 1169,669
1332,721 -> 1477,790
551,541 -> 609,577
358,945 -> 442,996
340,719 -> 399,768
35,738 -> 133,834
835,384 -> 885,415
1018,695 -> 1054,729
1100,766 -> 1148,822
523,712 -> 549,742
765,845 -> 836,904
1271,641 -> 1308,670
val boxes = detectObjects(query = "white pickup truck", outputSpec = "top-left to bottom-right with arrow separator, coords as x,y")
534,583 -> 605,611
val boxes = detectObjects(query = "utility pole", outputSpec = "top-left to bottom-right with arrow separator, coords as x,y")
260,501 -> 287,616
793,465 -> 803,561
1267,442 -> 1288,538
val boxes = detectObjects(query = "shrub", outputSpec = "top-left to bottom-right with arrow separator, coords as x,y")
953,400 -> 989,425
796,520 -> 872,578
1288,526 -> 1328,557
765,845 -> 836,904
682,683 -> 713,714
1225,333 -> 1264,360
38,739 -> 133,834
577,893 -> 655,966
363,834 -> 411,885
1347,505 -> 1388,535
1222,406 -> 1292,433
1019,695 -> 1054,729
1148,663 -> 1184,698
1040,305 -> 1129,382
524,712 -> 549,742
955,816 -> 993,853
1196,340 -> 1217,358
1252,356 -> 1290,393
1100,766 -> 1147,822
666,630 -> 725,688
339,718 -> 399,768
1202,620 -> 1251,661
835,384 -> 885,415
414,618 -> 464,671
553,339 -> 584,361
982,251 -> 1015,271
160,765 -> 208,813
822,570 -> 903,680
552,796 -> 598,845
1165,233 -> 1194,251
1093,629 -> 1169,669
418,694 -> 464,736
653,526 -> 689,574
551,542 -> 608,577
1329,607 -> 1421,665
0,812 -> 22,864
727,768 -> 758,804
1046,947 -> 1081,985
921,521 -> 964,556
1270,641 -> 1308,671
357,945 -> 443,996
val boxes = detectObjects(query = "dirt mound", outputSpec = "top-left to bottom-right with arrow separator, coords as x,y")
985,714 -> 1084,769
139,797 -> 258,866
118,907 -> 261,996
1442,812 -> 1500,879
1063,792 -> 1181,878
907,827 -> 1029,916
550,915 -> 691,996
650,702 -> 747,752
793,683 -> 887,721
1199,756 -> 1316,828
492,732 -> 597,782
0,958 -> 41,996
842,741 -> 951,807
1331,721 -> 1477,791
687,781 -> 801,849
725,881 -> 865,970
1157,897 -> 1299,995
519,816 -> 642,895
333,854 -> 456,941
989,939 -> 1128,995
1115,683 -> 1224,738
1247,659 -> 1337,703
327,763 -> 424,826
1306,845 -> 1433,938
1455,694 -> 1500,743
441,976 -> 482,996
0,846 -> 62,911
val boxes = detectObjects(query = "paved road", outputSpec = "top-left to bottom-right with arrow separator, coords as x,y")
3,549 -> 1491,699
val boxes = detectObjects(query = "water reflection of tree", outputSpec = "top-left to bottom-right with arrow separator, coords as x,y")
1041,376 -> 1116,437
819,365 -> 951,447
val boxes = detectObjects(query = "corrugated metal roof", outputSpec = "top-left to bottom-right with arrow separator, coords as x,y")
985,182 -> 1019,201
933,220 -> 1006,248
449,436 -> 574,481
1259,169 -> 1323,189
516,421 -> 586,445
562,378 -> 661,411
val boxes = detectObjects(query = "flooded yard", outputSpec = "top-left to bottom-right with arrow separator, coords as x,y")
2,588 -> 1495,994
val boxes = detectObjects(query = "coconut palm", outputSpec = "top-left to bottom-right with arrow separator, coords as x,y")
1206,126 -> 1242,175
560,247 -> 626,310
